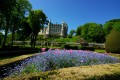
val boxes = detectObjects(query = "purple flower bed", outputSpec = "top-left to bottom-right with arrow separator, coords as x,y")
6,49 -> 120,77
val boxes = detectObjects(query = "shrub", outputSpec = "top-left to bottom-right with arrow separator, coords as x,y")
70,46 -> 78,50
105,29 -> 120,53
78,46 -> 95,51
61,44 -> 78,50
77,38 -> 89,46
61,44 -> 70,49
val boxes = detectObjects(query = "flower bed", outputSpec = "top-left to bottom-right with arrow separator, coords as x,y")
4,49 -> 120,77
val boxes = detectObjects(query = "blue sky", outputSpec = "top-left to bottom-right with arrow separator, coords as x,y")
29,0 -> 120,33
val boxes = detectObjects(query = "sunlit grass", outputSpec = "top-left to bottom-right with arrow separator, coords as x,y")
0,54 -> 34,66
95,49 -> 106,53
95,49 -> 120,59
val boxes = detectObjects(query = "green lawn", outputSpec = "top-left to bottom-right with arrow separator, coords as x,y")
0,54 -> 34,66
95,49 -> 120,59
95,49 -> 106,53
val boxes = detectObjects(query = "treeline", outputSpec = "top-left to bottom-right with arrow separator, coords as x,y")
74,19 -> 120,43
0,0 -> 47,48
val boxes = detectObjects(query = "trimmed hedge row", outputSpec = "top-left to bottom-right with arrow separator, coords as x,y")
61,44 -> 95,51
0,46 -> 40,57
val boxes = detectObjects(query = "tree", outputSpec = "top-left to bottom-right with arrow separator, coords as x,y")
81,23 -> 105,43
28,10 -> 47,48
0,0 -> 32,47
103,19 -> 120,37
0,0 -> 16,47
17,18 -> 32,41
76,26 -> 82,36
68,30 -> 76,38
0,32 -> 4,45
10,0 -> 32,46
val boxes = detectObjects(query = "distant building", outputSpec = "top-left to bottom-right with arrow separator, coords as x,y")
38,20 -> 68,38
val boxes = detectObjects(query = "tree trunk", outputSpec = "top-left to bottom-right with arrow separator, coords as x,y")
2,17 -> 10,47
11,25 -> 15,47
33,35 -> 37,48
30,32 -> 34,48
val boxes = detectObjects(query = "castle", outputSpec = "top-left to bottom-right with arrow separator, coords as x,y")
38,20 -> 68,38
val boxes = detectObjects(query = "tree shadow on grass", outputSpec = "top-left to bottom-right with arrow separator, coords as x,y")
88,72 -> 120,80
29,71 -> 59,80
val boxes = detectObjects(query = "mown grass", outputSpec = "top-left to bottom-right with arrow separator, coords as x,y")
0,54 -> 34,66
95,49 -> 106,53
95,49 -> 120,59
4,63 -> 120,80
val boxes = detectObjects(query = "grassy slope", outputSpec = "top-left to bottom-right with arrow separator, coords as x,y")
0,54 -> 34,66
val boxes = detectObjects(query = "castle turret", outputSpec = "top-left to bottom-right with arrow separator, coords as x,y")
61,21 -> 68,37
47,19 -> 51,34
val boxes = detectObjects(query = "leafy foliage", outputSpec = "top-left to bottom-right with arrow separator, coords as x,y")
103,19 -> 120,37
17,18 -> 32,41
81,23 -> 105,43
0,0 -> 32,47
78,46 -> 95,51
68,30 -> 76,38
28,10 -> 47,48
0,32 -> 4,45
76,26 -> 82,36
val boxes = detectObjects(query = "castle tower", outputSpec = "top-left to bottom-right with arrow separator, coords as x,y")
47,19 -> 51,34
61,21 -> 68,37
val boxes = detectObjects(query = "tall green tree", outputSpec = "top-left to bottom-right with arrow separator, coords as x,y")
0,0 -> 16,47
10,0 -> 32,46
0,32 -> 4,45
28,10 -> 47,48
17,18 -> 32,41
103,19 -> 120,37
81,23 -> 105,43
0,0 -> 32,47
68,30 -> 76,38
0,13 -> 5,30
76,26 -> 82,36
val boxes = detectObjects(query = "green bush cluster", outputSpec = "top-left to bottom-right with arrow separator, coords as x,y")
61,44 -> 71,49
105,29 -> 120,53
61,44 -> 95,51
78,46 -> 95,51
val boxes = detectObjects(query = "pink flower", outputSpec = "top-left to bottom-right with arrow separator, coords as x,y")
68,49 -> 73,54
41,48 -> 46,52
57,51 -> 60,54
54,51 -> 57,54
55,48 -> 60,50
42,52 -> 46,54
78,50 -> 82,52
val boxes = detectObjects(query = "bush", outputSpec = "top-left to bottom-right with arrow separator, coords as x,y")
77,38 -> 89,46
78,46 -> 95,51
61,44 -> 70,49
105,29 -> 120,53
70,46 -> 78,50
61,44 -> 78,50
